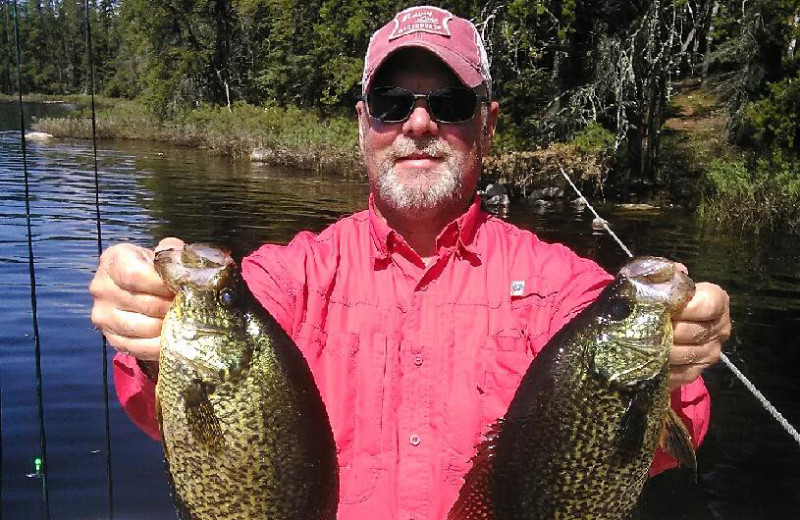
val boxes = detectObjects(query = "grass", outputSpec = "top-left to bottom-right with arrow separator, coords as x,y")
14,94 -> 364,177
698,153 -> 800,236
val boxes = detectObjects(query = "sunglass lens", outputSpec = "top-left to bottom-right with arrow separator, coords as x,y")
429,88 -> 477,123
368,87 -> 414,123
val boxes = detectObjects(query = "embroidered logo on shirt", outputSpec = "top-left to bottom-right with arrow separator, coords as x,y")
510,280 -> 525,296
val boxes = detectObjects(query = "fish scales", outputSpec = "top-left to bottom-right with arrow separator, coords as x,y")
449,257 -> 697,520
155,244 -> 338,520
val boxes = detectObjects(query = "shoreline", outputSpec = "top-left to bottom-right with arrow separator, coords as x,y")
7,93 -> 798,236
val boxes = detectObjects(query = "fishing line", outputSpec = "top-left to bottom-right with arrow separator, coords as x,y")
557,164 -> 800,448
83,0 -> 115,517
12,1 -> 52,518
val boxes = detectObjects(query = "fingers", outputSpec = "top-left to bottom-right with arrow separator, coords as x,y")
669,343 -> 719,369
674,282 -> 730,323
669,363 -> 708,391
668,280 -> 731,390
90,240 -> 182,360
102,333 -> 162,361
91,305 -> 166,341
156,237 -> 185,252
673,318 -> 729,347
101,244 -> 174,298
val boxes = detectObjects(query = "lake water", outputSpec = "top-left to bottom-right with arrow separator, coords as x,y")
1,102 -> 798,519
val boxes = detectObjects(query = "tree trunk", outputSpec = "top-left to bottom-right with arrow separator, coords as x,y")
702,1 -> 720,84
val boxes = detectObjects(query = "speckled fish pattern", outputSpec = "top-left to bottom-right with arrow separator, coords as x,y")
449,257 -> 697,520
155,244 -> 338,520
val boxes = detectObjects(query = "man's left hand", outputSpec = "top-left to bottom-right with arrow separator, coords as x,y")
669,281 -> 731,390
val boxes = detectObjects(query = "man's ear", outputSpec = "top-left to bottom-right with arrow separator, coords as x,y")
481,101 -> 500,151
356,100 -> 368,153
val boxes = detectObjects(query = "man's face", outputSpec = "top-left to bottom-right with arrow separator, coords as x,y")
356,49 -> 499,217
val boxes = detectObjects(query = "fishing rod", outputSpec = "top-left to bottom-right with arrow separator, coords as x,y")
83,0 -> 115,517
557,164 -> 800,448
12,1 -> 51,518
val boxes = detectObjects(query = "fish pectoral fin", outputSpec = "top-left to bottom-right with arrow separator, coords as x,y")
659,408 -> 697,475
616,394 -> 649,458
181,383 -> 224,453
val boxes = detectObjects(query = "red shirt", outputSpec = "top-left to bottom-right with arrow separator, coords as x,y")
113,195 -> 710,520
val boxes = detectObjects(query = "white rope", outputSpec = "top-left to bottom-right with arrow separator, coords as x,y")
718,353 -> 800,445
557,166 -> 634,257
557,164 -> 800,447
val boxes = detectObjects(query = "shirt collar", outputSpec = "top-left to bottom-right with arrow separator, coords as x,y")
369,193 -> 485,265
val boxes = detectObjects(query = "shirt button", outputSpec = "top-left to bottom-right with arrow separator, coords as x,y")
413,354 -> 423,366
410,434 -> 421,446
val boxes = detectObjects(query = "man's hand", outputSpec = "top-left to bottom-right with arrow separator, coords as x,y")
669,281 -> 731,390
89,237 -> 185,360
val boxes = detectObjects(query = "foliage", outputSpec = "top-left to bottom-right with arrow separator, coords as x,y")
4,0 -> 800,227
569,122 -> 615,154
741,71 -> 800,151
699,150 -> 800,235
483,142 -> 611,197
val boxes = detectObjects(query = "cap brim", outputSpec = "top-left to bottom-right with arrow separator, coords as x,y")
363,41 -> 484,94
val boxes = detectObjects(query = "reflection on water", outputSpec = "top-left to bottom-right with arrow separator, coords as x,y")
1,104 -> 799,519
0,100 -> 75,131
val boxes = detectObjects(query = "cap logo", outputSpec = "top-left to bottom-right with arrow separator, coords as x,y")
388,6 -> 452,41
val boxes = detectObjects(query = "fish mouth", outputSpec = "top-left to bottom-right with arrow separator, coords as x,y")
155,243 -> 236,294
620,257 -> 695,313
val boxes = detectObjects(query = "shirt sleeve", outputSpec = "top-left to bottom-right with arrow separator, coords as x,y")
240,230 -> 320,338
113,353 -> 160,440
542,244 -> 614,335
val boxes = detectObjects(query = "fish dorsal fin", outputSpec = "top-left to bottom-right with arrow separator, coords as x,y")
659,408 -> 697,475
447,420 -> 503,520
181,382 -> 224,453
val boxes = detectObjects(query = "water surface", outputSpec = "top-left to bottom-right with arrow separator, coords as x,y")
1,102 -> 798,519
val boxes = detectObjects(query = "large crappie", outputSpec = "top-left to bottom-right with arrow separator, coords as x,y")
154,244 -> 338,520
449,257 -> 697,520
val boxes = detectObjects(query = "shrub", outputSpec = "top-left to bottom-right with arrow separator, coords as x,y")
741,72 -> 800,151
700,150 -> 800,235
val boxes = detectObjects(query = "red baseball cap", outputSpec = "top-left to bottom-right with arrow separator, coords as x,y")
361,5 -> 492,96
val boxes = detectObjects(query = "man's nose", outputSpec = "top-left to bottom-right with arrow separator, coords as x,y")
402,99 -> 438,137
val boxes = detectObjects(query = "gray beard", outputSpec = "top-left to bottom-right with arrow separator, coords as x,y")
374,138 -> 468,212
376,162 -> 463,211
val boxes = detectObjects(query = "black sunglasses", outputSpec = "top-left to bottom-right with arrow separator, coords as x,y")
364,86 -> 487,124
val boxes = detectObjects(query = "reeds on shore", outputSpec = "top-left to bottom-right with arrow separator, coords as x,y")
26,95 -> 364,177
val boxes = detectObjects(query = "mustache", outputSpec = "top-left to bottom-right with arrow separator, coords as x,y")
389,139 -> 450,159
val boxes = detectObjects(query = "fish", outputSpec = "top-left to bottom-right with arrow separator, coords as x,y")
448,256 -> 698,520
154,243 -> 339,520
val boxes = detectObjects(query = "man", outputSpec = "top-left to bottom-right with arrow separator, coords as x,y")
90,6 -> 730,520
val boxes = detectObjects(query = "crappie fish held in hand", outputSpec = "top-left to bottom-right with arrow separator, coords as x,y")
154,244 -> 338,520
449,257 -> 697,520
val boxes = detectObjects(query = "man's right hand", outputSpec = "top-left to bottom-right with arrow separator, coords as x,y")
89,237 -> 185,360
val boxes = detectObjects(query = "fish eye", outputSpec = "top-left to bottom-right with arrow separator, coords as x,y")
608,298 -> 633,321
218,288 -> 237,307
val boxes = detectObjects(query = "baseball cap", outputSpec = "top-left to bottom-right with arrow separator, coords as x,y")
361,5 -> 492,96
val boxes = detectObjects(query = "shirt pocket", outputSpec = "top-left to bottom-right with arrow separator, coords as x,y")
320,330 -> 386,505
479,329 -> 532,429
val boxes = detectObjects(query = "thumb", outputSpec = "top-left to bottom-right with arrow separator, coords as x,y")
155,237 -> 186,253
